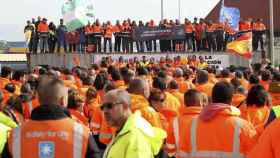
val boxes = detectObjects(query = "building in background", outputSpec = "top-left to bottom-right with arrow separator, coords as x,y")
206,0 -> 280,34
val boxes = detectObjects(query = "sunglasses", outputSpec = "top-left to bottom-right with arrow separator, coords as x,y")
101,102 -> 122,111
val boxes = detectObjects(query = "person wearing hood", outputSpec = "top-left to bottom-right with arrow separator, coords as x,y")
102,89 -> 166,158
128,78 -> 163,128
168,81 -> 257,158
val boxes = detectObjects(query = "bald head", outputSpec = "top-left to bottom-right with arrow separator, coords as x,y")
38,76 -> 68,107
128,78 -> 150,98
103,89 -> 131,107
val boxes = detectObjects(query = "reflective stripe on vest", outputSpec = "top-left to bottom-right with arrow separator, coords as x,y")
28,102 -> 33,115
178,117 -> 245,158
73,122 -> 84,158
90,122 -> 101,129
173,117 -> 179,153
272,106 -> 280,118
99,132 -> 113,139
12,127 -> 21,158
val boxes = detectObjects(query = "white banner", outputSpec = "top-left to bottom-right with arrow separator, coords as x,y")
93,53 -> 230,68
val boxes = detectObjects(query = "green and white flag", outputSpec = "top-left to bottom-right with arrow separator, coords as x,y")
62,0 -> 94,31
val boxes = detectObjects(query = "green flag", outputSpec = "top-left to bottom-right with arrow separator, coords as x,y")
62,0 -> 94,31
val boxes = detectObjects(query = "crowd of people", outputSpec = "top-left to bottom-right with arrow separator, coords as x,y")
24,16 -> 267,54
0,54 -> 280,157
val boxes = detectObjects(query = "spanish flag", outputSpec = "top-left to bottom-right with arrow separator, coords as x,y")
226,32 -> 253,59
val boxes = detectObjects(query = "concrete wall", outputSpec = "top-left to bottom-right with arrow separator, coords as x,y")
28,52 -> 262,69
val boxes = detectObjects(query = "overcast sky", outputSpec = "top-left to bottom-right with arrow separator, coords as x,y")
0,0 -> 220,41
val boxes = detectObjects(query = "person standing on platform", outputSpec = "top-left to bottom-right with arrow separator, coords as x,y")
103,21 -> 113,53
37,18 -> 49,53
145,22 -> 152,52
253,18 -> 266,51
92,19 -> 102,53
33,16 -> 41,53
113,20 -> 122,52
56,19 -> 68,53
184,18 -> 195,52
121,20 -> 131,53
215,21 -> 225,52
24,20 -> 35,53
149,19 -> 157,52
67,30 -> 79,53
192,18 -> 198,51
206,20 -> 216,52
78,27 -> 86,53
48,22 -> 56,53
194,19 -> 204,52
224,19 -> 235,51
136,20 -> 145,52
175,19 -> 183,52
127,18 -> 134,53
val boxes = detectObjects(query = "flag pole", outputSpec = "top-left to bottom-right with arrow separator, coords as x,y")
161,0 -> 164,21
178,0 -> 181,21
269,0 -> 275,66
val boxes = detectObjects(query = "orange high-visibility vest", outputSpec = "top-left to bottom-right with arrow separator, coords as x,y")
85,25 -> 93,34
240,106 -> 270,136
232,93 -> 246,108
270,92 -> 280,106
248,118 -> 280,158
104,25 -> 114,38
196,82 -> 214,98
8,118 -> 89,158
69,109 -> 89,127
206,25 -> 216,33
185,24 -> 194,33
253,22 -> 266,31
0,77 -> 10,90
22,99 -> 40,120
165,106 -> 202,156
92,25 -> 102,33
167,107 -> 257,158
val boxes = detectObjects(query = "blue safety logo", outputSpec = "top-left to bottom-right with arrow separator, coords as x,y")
39,141 -> 55,158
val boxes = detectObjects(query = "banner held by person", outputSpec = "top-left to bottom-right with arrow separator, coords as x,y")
219,0 -> 240,31
132,26 -> 185,41
61,0 -> 94,31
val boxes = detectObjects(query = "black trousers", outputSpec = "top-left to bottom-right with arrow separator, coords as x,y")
94,37 -> 102,52
69,44 -> 76,53
114,36 -> 121,52
104,38 -> 112,52
206,32 -> 216,52
253,31 -> 265,51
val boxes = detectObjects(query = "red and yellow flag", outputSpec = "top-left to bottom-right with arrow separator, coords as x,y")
226,32 -> 253,59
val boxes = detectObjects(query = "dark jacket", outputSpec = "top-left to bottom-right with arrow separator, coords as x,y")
2,105 -> 101,158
